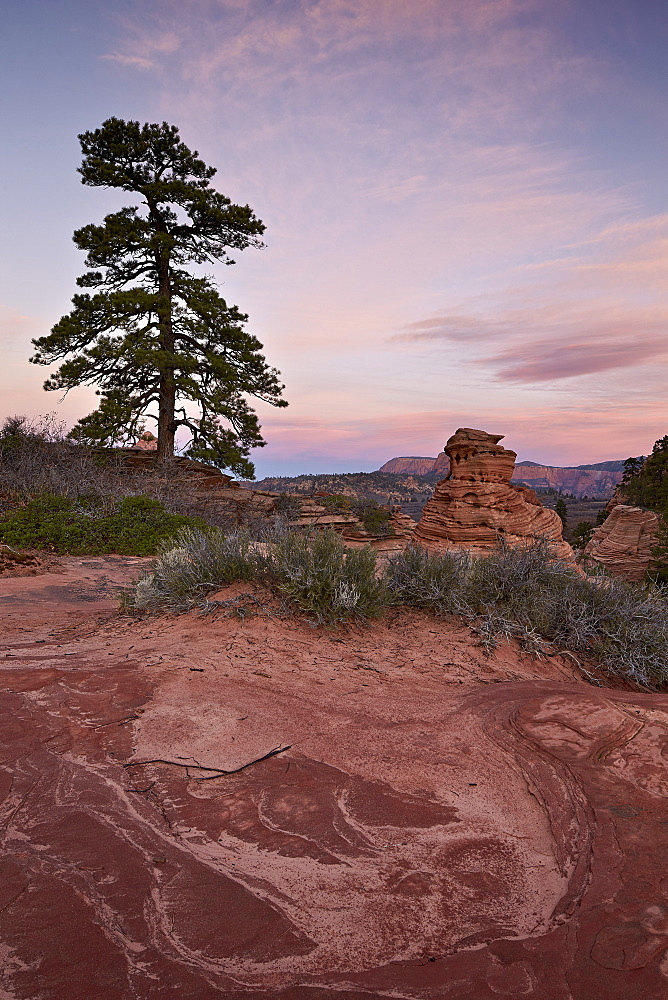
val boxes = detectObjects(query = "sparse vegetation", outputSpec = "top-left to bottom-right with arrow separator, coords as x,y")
132,526 -> 388,623
571,521 -> 595,548
318,494 -> 395,535
391,541 -> 668,687
128,531 -> 668,689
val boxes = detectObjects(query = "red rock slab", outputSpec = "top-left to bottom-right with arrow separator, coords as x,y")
1,563 -> 668,998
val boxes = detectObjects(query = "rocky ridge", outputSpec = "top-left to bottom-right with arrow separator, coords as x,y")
113,448 -> 413,548
379,453 -> 451,477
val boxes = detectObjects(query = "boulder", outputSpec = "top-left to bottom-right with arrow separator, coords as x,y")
413,428 -> 577,563
583,504 -> 661,582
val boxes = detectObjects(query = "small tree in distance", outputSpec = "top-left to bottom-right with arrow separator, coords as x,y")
30,118 -> 287,476
554,497 -> 568,531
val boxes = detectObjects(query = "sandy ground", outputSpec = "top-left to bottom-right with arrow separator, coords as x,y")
1,557 -> 668,999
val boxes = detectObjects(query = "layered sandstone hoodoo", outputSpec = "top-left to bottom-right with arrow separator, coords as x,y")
413,427 -> 576,562
583,504 -> 661,582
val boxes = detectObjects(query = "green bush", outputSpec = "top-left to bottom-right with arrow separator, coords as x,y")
320,495 -> 353,511
0,493 -> 206,556
356,502 -> 394,536
268,528 -> 388,622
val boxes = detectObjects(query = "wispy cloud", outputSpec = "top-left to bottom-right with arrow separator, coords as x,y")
396,213 -> 668,384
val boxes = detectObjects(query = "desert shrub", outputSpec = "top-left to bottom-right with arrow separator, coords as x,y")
385,545 -> 468,614
320,495 -> 393,535
355,501 -> 394,536
320,495 -> 353,511
131,526 -> 388,621
571,521 -> 594,548
268,529 -> 388,622
131,527 -> 260,611
0,493 -> 205,556
387,539 -> 668,688
127,528 -> 668,688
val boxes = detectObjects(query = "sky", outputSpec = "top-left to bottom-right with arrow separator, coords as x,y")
1,0 -> 667,477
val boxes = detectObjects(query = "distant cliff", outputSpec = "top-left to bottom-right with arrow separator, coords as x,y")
512,461 -> 625,499
376,456 -> 626,498
378,453 -> 451,477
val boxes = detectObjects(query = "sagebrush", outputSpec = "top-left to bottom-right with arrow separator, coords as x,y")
132,527 -> 387,623
130,531 -> 668,688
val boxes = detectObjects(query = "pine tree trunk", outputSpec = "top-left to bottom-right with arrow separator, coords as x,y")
156,253 -> 176,463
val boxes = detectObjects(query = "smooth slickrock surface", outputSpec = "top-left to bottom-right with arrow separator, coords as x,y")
2,558 -> 668,998
583,504 -> 661,582
414,428 -> 577,564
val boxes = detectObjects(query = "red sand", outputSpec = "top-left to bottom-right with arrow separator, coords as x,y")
1,557 -> 668,998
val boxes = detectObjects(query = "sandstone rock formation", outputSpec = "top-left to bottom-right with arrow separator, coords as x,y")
583,503 -> 661,582
413,427 -> 577,562
3,560 -> 668,998
341,508 -> 416,554
432,450 -> 451,477
129,432 -> 158,451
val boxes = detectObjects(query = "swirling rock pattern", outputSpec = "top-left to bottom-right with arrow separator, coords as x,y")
1,558 -> 668,998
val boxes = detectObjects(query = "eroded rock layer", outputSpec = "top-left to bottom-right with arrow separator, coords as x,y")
414,427 -> 576,562
584,503 -> 661,582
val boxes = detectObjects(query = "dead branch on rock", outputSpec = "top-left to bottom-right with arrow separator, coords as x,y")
123,744 -> 292,780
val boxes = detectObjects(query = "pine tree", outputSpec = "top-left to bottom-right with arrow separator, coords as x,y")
622,438 -> 668,511
554,497 -> 568,530
30,118 -> 287,476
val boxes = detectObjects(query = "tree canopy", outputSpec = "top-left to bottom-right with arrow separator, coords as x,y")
622,436 -> 668,584
622,437 -> 668,512
30,117 -> 287,476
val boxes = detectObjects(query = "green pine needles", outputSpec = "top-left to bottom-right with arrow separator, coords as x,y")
30,118 -> 287,477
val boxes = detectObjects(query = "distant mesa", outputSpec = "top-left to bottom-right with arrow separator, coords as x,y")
413,427 -> 577,565
378,454 -> 450,476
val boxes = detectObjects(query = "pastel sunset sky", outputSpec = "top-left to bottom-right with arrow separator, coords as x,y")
2,0 -> 667,476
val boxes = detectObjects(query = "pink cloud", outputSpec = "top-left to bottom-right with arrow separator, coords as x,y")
252,401 -> 666,475
396,212 -> 668,384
